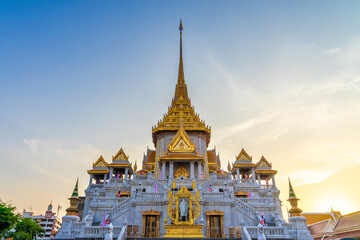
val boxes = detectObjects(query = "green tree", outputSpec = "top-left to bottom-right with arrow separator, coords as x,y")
9,218 -> 45,240
0,199 -> 19,237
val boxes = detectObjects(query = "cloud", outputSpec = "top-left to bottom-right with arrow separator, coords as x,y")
326,47 -> 342,54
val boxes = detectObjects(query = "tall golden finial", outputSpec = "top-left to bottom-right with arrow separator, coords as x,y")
174,19 -> 188,101
287,178 -> 302,217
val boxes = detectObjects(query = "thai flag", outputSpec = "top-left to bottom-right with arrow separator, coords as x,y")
117,189 -> 122,197
208,184 -> 212,192
261,213 -> 267,226
141,170 -> 143,176
116,172 -> 119,180
154,183 -> 157,192
266,178 -> 269,185
201,172 -> 203,178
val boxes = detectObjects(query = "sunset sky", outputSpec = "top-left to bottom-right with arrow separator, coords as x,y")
1,1 -> 360,218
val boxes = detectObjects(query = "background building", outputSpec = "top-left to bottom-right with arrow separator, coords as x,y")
22,202 -> 62,239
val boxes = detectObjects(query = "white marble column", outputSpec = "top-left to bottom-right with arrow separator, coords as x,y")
103,174 -> 107,185
257,175 -> 261,185
272,175 -> 276,188
108,169 -> 113,184
169,162 -> 174,179
161,162 -> 166,180
190,161 -> 194,179
88,174 -> 93,188
198,162 -> 202,178
236,169 -> 240,181
125,168 -> 129,180
252,169 -> 256,182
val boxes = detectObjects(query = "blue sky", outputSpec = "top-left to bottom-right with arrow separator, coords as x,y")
1,1 -> 360,216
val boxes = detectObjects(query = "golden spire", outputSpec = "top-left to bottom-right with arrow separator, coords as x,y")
152,20 -> 211,146
66,178 -> 80,216
174,19 -> 188,101
287,178 -> 302,217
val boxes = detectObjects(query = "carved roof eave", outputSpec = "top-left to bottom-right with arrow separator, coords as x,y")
159,153 -> 204,160
87,169 -> 110,174
255,169 -> 277,174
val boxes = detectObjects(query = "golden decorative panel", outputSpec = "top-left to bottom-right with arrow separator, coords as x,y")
174,165 -> 189,179
167,184 -> 201,226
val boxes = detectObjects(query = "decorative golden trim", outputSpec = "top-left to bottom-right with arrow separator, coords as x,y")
142,209 -> 161,216
87,170 -> 110,174
255,170 -> 277,174
107,163 -> 131,167
234,190 -> 249,197
233,163 -> 256,167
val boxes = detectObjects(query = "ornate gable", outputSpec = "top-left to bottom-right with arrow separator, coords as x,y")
112,148 -> 129,161
93,155 -> 108,167
257,155 -> 272,168
235,148 -> 252,161
167,126 -> 196,153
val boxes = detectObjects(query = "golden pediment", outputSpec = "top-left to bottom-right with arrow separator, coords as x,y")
93,155 -> 108,167
167,126 -> 196,153
234,190 -> 249,196
235,148 -> 252,161
257,155 -> 272,168
205,209 -> 224,216
142,209 -> 160,215
112,148 -> 129,161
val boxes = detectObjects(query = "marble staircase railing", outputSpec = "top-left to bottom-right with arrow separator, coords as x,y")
234,198 -> 261,223
245,226 -> 290,239
241,226 -> 252,240
83,226 -> 123,238
111,198 -> 131,221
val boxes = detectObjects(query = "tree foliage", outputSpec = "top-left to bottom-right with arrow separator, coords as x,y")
9,218 -> 45,240
0,199 -> 19,237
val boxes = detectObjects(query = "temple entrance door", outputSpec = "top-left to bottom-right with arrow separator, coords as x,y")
144,215 -> 157,237
209,215 -> 222,238
141,210 -> 160,238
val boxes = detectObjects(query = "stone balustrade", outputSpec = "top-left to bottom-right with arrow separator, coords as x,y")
239,197 -> 269,205
261,184 -> 275,189
239,179 -> 256,185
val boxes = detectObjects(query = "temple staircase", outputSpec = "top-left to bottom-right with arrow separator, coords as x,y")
110,198 -> 131,221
